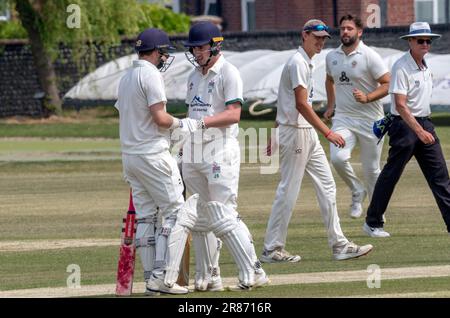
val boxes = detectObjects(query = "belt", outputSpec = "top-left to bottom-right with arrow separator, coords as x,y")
392,115 -> 430,120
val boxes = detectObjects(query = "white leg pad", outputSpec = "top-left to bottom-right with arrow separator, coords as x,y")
192,230 -> 222,290
136,216 -> 157,281
206,201 -> 256,287
164,194 -> 199,286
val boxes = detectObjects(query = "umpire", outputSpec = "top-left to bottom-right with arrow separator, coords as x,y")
363,22 -> 450,237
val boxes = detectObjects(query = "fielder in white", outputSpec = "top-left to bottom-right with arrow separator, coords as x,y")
116,28 -> 204,295
324,15 -> 390,218
181,22 -> 269,291
261,19 -> 373,263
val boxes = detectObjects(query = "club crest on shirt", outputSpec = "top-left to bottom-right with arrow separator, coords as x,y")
212,162 -> 221,179
189,82 -> 194,91
352,61 -> 357,68
332,60 -> 338,65
415,80 -> 420,87
208,81 -> 215,93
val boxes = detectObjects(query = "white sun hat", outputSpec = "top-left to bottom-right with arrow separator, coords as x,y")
399,22 -> 442,40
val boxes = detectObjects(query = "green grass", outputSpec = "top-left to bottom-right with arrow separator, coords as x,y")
1,160 -> 450,295
1,111 -> 450,296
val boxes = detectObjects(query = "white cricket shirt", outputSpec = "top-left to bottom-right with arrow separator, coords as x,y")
326,41 -> 388,121
115,59 -> 170,155
185,55 -> 243,143
276,47 -> 314,128
389,51 -> 433,117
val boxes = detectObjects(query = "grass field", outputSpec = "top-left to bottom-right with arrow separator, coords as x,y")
1,109 -> 450,298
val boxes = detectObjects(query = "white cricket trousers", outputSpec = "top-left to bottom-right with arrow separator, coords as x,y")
122,151 -> 184,227
263,126 -> 348,252
330,116 -> 384,199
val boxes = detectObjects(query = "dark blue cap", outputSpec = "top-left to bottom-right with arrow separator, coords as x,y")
183,22 -> 223,47
135,28 -> 175,52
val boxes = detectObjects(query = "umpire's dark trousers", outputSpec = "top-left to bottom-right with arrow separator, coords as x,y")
366,116 -> 450,232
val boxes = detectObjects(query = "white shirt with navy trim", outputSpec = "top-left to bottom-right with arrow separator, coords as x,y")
389,51 -> 433,117
115,59 -> 170,155
326,41 -> 388,121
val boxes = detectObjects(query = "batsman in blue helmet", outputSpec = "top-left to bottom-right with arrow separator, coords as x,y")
180,22 -> 270,291
115,27 -> 208,295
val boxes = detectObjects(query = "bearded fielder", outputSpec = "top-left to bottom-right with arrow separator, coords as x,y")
324,15 -> 390,218
181,22 -> 269,291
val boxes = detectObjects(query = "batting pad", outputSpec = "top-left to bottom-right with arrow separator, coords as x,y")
164,194 -> 199,286
192,231 -> 222,290
136,218 -> 157,281
206,201 -> 256,287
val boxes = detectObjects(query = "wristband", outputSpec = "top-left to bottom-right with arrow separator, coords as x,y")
325,130 -> 332,138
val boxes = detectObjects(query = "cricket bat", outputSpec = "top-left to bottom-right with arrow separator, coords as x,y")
115,190 -> 137,296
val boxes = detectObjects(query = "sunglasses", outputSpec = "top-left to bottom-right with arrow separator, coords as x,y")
416,39 -> 432,45
304,24 -> 329,32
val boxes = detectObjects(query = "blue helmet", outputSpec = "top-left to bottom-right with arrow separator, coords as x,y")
135,28 -> 175,72
183,22 -> 223,47
135,28 -> 175,52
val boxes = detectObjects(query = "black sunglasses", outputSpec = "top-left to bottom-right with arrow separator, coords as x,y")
416,39 -> 432,45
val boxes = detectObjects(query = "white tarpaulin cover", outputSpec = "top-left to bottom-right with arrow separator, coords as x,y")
64,47 -> 450,106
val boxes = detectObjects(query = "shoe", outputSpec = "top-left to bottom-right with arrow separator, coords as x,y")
363,222 -> 390,238
227,271 -> 270,291
146,276 -> 188,295
333,241 -> 373,261
195,276 -> 224,292
260,247 -> 301,263
350,190 -> 367,219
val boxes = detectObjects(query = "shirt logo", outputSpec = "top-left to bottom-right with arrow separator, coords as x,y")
332,60 -> 338,65
339,71 -> 350,82
189,82 -> 194,91
352,61 -> 357,68
212,162 -> 221,179
190,96 -> 211,111
415,80 -> 420,87
208,81 -> 215,93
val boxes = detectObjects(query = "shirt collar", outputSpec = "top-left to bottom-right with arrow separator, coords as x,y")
298,46 -> 313,66
337,40 -> 364,55
133,59 -> 158,70
406,50 -> 428,70
198,54 -> 225,75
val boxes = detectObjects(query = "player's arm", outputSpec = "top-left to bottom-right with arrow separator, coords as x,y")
353,73 -> 390,104
394,93 -> 435,145
149,102 -> 177,129
324,74 -> 335,120
294,85 -> 345,148
203,102 -> 242,128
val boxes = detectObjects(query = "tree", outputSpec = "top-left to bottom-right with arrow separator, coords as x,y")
10,0 -> 189,116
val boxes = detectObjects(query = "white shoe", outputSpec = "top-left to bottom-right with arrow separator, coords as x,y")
363,222 -> 390,238
146,276 -> 188,295
350,190 -> 367,219
227,271 -> 270,291
195,276 -> 224,292
333,241 -> 373,261
260,247 -> 301,263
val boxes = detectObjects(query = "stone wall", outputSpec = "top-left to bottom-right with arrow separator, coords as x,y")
1,24 -> 450,117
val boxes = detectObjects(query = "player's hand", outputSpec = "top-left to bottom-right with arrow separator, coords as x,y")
417,129 -> 435,145
353,88 -> 369,104
323,108 -> 334,121
266,137 -> 278,156
326,131 -> 346,148
179,118 -> 204,133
